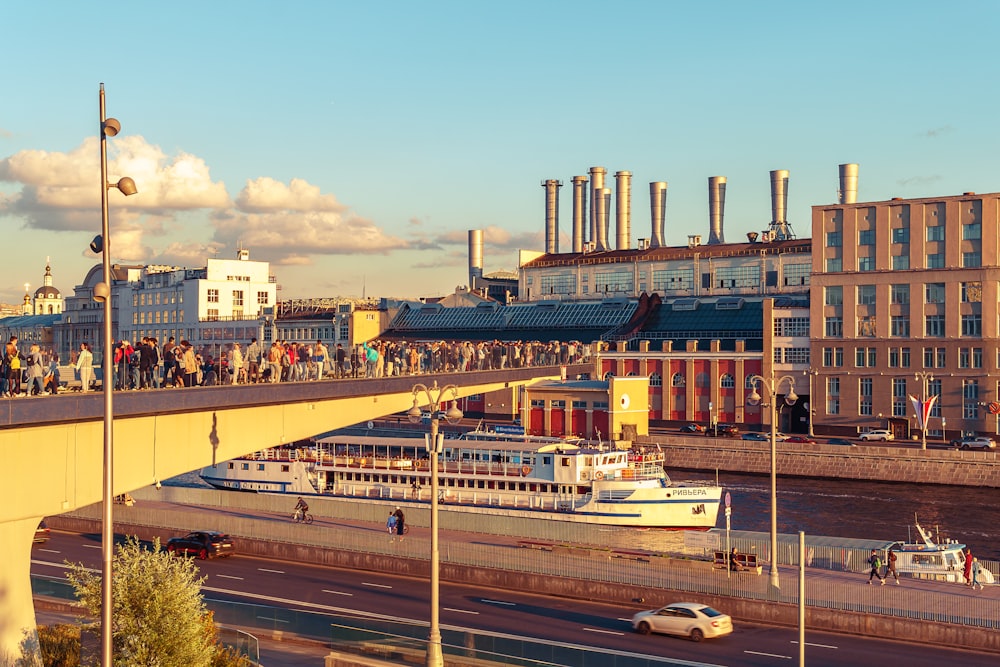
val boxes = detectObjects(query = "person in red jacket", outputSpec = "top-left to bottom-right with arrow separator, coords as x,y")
113,339 -> 134,390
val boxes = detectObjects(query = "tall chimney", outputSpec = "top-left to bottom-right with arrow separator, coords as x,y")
839,163 -> 858,204
649,182 -> 667,248
595,187 -> 612,251
589,166 -> 606,247
769,169 -> 792,240
468,229 -> 484,289
541,179 -> 562,254
614,170 -> 632,250
708,176 -> 727,244
571,175 -> 588,252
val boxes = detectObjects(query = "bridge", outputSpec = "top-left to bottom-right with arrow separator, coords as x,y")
0,365 -> 573,657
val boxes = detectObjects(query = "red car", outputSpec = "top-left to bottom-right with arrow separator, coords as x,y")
166,531 -> 234,559
784,435 -> 817,444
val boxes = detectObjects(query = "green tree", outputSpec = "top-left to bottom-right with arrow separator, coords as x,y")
66,536 -> 216,666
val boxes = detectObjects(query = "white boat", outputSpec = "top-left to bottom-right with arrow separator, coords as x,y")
199,429 -> 723,528
885,517 -> 994,585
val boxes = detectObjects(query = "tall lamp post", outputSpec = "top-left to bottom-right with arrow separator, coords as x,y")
914,371 -> 935,451
747,373 -> 798,591
407,381 -> 462,667
95,83 -> 137,667
805,369 -> 819,438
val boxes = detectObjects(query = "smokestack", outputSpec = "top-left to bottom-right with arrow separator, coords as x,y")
708,176 -> 726,244
468,229 -> 484,290
571,175 -> 588,253
541,179 -> 562,254
649,182 -> 667,248
615,170 -> 632,250
589,166 -> 606,246
769,169 -> 792,240
595,187 -> 611,251
839,163 -> 858,204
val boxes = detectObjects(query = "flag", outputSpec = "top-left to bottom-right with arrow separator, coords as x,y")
909,394 -> 939,429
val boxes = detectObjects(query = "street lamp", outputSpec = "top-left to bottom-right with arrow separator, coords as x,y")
804,369 -> 819,438
747,373 -> 798,591
914,371 -> 936,451
407,381 -> 462,667
96,83 -> 137,667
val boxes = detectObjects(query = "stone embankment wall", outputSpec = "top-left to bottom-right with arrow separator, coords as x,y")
636,436 -> 1000,487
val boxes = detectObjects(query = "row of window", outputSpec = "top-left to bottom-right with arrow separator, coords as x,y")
826,222 -> 981,248
827,378 -> 981,419
821,346 -> 985,369
826,252 -> 981,272
825,282 -> 982,306
206,289 -> 270,306
823,314 -> 982,338
531,264 -> 811,296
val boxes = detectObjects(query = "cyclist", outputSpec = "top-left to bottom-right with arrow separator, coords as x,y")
293,497 -> 309,522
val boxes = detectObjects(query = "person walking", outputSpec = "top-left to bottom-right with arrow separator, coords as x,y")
884,549 -> 899,584
971,558 -> 984,591
26,343 -> 45,396
867,549 -> 885,585
386,511 -> 397,535
393,507 -> 406,538
964,548 -> 974,586
75,342 -> 94,392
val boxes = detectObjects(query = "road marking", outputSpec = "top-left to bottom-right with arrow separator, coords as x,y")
582,627 -> 625,636
481,599 -> 515,606
322,589 -> 354,597
257,568 -> 285,574
37,549 -> 61,554
616,617 -> 633,622
744,650 -> 792,659
83,544 -> 101,549
791,640 -> 838,649
443,608 -> 479,615
216,574 -> 244,580
362,582 -> 392,589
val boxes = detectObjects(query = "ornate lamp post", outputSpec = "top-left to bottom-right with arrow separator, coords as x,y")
95,83 -> 137,667
407,381 -> 462,667
747,373 -> 798,591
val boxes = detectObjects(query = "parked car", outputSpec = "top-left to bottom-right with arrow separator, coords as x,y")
784,435 -> 817,444
166,531 -> 234,559
826,438 -> 857,447
631,602 -> 733,641
705,424 -> 739,438
34,520 -> 50,544
859,429 -> 895,442
679,424 -> 706,433
950,436 -> 997,450
741,432 -> 769,441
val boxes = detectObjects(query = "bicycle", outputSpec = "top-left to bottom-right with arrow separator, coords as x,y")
291,509 -> 314,524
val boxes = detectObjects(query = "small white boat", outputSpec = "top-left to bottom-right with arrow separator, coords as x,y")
886,517 -> 994,584
200,429 -> 723,529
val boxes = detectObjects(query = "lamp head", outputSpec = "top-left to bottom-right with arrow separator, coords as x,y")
746,382 -> 762,407
115,176 -> 137,196
89,235 -> 104,254
103,117 -> 121,137
445,399 -> 463,424
784,387 -> 798,406
406,397 -> 422,424
92,282 -> 110,303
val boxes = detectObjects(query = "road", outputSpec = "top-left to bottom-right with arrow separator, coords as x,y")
33,530 -> 995,667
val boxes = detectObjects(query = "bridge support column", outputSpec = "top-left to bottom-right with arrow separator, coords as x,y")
0,517 -> 44,663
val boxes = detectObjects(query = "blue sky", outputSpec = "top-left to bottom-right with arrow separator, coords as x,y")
3,1 -> 999,302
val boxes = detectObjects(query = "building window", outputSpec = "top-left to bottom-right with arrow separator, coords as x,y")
540,274 -> 576,295
825,286 -> 843,306
826,378 -> 840,415
857,315 -> 876,337
961,282 -> 982,303
891,227 -> 910,244
774,317 -> 810,337
892,379 -> 907,417
720,373 -> 735,389
671,373 -> 685,387
233,290 -> 244,307
891,254 -> 910,270
859,229 -> 875,246
936,347 -> 946,368
926,253 -> 945,269
890,284 -> 910,305
826,257 -> 843,273
858,256 -> 874,272
963,222 -> 982,240
595,270 -> 634,294
927,226 -> 944,242
857,285 -> 876,305
207,289 -> 219,303
962,252 -> 982,268
649,373 -> 662,387
826,231 -> 842,247
859,378 -> 873,416
928,380 -> 942,417
890,316 -> 910,337
652,268 -> 695,292
924,315 -> 945,337
963,380 -> 980,419
206,308 -> 219,321
961,314 -> 982,337
925,283 -> 945,303
783,263 -> 810,286
714,265 -> 760,289
822,347 -> 843,367
257,291 -> 269,305
825,317 -> 843,337
972,347 -> 983,368
855,347 -> 876,368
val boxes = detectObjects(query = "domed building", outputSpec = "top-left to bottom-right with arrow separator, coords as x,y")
33,260 -> 63,315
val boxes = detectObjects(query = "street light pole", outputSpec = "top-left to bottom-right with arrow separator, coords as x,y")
96,83 -> 137,667
747,373 -> 798,591
408,381 -> 462,667
805,369 -> 819,438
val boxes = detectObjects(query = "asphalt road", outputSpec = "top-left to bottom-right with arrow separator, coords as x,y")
32,530 -> 995,667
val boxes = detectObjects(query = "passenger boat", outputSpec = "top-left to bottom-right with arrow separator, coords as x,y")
885,516 -> 994,584
199,429 -> 723,528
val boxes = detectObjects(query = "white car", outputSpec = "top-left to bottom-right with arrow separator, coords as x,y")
953,436 -> 996,450
631,602 -> 733,642
860,429 -> 895,442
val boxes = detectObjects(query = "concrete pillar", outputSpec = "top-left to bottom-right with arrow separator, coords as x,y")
0,517 -> 43,661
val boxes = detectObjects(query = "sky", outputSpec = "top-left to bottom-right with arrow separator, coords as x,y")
3,1 -> 999,304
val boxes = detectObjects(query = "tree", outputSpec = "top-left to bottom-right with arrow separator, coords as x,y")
66,536 -> 216,666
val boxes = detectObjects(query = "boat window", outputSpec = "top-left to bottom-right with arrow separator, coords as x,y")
584,456 -> 593,466
257,464 -> 265,471
228,462 -> 234,469
487,481 -> 495,489
543,456 -> 551,465
458,479 -> 466,488
477,480 -> 485,489
561,458 -> 570,467
281,465 -> 289,472
241,463 -> 249,470
519,483 -> 527,491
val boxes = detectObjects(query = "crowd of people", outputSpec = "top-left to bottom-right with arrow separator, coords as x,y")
1,335 -> 594,395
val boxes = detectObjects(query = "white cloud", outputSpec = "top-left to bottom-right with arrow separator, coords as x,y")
236,177 -> 345,213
